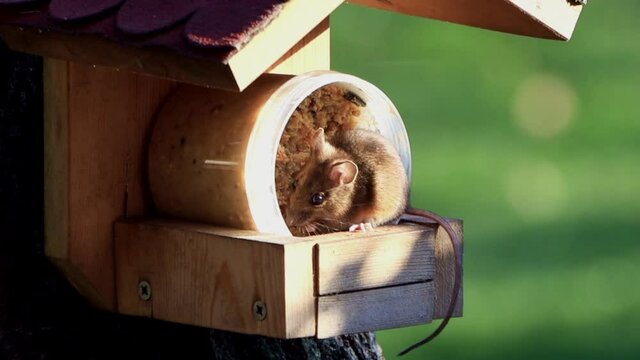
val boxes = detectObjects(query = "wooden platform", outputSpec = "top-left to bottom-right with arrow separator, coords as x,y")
114,218 -> 463,338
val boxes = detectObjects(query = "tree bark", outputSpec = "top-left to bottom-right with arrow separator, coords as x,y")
0,43 -> 384,360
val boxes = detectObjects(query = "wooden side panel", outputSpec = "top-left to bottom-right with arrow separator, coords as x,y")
114,220 -> 288,338
397,216 -> 464,318
44,62 -> 175,309
316,226 -> 435,295
283,241 -> 317,338
0,26 -> 237,91
317,282 -> 434,338
434,219 -> 464,318
349,0 -> 583,40
228,0 -> 342,90
281,225 -> 442,338
44,59 -> 70,259
268,18 -> 330,75
511,0 -> 583,39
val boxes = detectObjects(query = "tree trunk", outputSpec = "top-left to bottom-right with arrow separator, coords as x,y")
0,43 -> 385,360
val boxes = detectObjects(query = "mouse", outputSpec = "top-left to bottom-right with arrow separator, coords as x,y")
285,128 -> 408,235
284,127 -> 463,356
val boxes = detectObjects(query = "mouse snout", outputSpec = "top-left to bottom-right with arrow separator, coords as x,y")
284,209 -> 299,227
285,213 -> 296,227
285,209 -> 310,228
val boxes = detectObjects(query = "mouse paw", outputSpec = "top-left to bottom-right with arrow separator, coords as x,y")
349,222 -> 374,232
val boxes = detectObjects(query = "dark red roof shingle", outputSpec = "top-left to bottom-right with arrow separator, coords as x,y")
116,0 -> 202,35
49,0 -> 124,22
0,0 -> 287,62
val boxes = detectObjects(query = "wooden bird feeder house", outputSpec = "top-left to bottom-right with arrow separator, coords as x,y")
0,0 -> 583,340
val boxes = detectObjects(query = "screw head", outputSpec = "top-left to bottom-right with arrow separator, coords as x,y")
138,280 -> 152,301
253,300 -> 267,321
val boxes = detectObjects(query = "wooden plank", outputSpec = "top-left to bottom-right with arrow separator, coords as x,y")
67,64 -> 175,309
227,0 -> 342,90
317,282 -> 434,338
0,25 -> 238,90
115,220 -> 288,338
43,62 -> 176,309
397,216 -> 464,318
268,18 -> 331,75
511,0 -> 583,39
349,0 -> 583,40
124,73 -> 177,217
281,224 -> 442,338
43,58 -> 69,260
434,219 -> 464,318
120,218 -> 290,244
316,226 -> 435,295
113,219 -> 455,338
283,241 -> 317,338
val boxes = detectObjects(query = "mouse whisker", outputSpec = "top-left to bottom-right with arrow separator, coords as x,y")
325,223 -> 342,231
315,219 -> 349,232
307,223 -> 318,236
315,222 -> 335,233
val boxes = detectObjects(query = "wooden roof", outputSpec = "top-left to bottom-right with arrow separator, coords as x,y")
349,0 -> 584,41
0,0 -> 341,90
0,0 -> 288,62
0,0 -> 584,91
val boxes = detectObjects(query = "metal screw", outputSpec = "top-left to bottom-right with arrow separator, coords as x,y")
138,280 -> 152,301
253,300 -> 267,321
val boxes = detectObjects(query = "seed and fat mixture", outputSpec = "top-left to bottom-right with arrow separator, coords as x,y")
275,84 -> 376,218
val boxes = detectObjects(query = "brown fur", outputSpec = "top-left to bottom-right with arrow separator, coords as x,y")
285,129 -> 408,236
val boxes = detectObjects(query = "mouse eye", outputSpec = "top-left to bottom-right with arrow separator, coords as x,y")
311,192 -> 325,206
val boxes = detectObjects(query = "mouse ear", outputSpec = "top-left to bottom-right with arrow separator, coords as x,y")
312,128 -> 326,155
328,160 -> 358,187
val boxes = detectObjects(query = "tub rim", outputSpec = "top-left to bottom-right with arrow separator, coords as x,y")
245,70 -> 412,236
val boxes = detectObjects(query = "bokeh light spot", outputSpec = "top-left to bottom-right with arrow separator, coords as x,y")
513,73 -> 578,138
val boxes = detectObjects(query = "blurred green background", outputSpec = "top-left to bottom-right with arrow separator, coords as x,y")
332,2 -> 639,360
